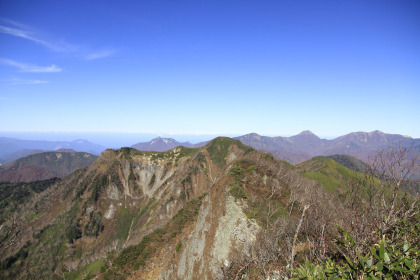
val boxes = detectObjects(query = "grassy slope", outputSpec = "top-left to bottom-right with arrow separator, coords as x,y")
325,154 -> 367,173
297,157 -> 357,192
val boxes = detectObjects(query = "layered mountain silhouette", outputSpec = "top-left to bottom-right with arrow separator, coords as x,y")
0,137 -> 105,160
235,130 -> 419,164
0,151 -> 98,183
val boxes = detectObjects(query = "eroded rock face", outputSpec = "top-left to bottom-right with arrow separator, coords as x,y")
210,195 -> 259,275
159,187 -> 260,280
1,138 -> 264,280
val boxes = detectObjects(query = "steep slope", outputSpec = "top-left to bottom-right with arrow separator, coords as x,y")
0,178 -> 61,223
0,151 -> 98,183
0,137 -> 259,279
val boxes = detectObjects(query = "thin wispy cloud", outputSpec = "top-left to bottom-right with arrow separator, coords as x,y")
7,77 -> 49,85
0,23 -> 76,53
0,18 -> 28,29
86,49 -> 115,60
0,18 -> 114,59
0,58 -> 62,73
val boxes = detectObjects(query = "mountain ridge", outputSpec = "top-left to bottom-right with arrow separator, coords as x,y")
0,151 -> 98,183
0,137 -> 105,158
235,130 -> 419,164
0,136 -> 418,279
131,136 -> 207,152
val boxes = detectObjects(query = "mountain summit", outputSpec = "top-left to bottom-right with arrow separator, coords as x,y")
295,130 -> 318,137
131,137 -> 206,152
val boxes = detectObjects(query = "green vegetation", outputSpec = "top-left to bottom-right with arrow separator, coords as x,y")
261,153 -> 294,169
247,199 -> 287,226
8,201 -> 83,279
133,198 -> 155,230
89,174 -> 108,202
228,163 -> 250,200
118,147 -> 143,159
28,211 -> 44,221
325,154 -> 367,173
110,193 -> 206,272
206,137 -> 253,168
299,157 -> 356,192
64,259 -> 106,280
206,138 -> 231,167
62,168 -> 87,199
114,233 -> 153,269
229,164 -> 245,181
174,146 -> 199,160
84,211 -> 104,237
0,178 -> 60,220
117,146 -> 199,164
71,171 -> 92,201
291,220 -> 419,279
228,159 -> 288,227
128,170 -> 136,181
229,183 -> 248,200
222,146 -> 420,280
114,206 -> 133,242
0,242 -> 30,279
175,242 -> 182,252
172,193 -> 206,232
103,268 -> 125,280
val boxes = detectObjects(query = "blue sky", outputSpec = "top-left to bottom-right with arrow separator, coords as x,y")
1,0 -> 419,141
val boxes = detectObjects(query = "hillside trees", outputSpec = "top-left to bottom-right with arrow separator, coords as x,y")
292,145 -> 419,279
222,145 -> 419,279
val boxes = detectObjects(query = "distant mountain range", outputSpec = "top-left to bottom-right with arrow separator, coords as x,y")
1,131 -> 418,178
130,130 -> 419,164
0,137 -> 105,165
129,131 -> 419,181
0,151 -> 98,183
235,130 -> 419,164
0,149 -> 45,165
131,136 -> 207,151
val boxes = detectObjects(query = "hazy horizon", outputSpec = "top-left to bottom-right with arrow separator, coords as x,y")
0,129 -> 418,149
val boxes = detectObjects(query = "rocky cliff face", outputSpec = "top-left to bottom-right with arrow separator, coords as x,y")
0,137 -> 341,280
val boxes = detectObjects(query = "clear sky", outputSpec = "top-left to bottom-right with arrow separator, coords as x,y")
1,0 -> 419,140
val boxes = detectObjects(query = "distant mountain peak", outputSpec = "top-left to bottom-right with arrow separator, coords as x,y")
298,130 -> 315,135
240,133 -> 262,140
369,130 -> 384,135
246,132 -> 261,137
294,130 -> 320,139
150,137 -> 176,144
